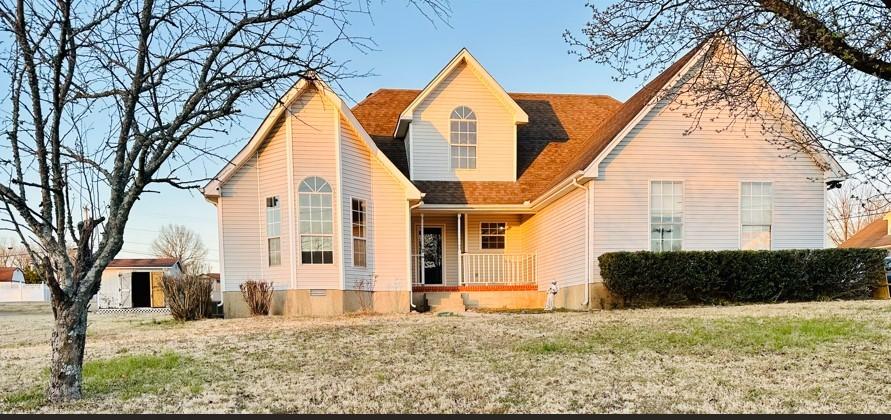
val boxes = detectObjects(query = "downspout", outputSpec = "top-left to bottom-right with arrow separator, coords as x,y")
408,201 -> 423,308
571,177 -> 590,308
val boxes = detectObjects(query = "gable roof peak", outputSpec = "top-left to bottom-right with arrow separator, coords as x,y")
393,48 -> 528,137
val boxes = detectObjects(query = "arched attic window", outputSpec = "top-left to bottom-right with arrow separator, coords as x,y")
449,106 -> 477,169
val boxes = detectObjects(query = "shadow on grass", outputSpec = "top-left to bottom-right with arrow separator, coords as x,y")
517,316 -> 884,355
3,351 -> 207,411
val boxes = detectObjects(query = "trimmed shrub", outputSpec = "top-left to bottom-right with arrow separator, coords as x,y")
240,280 -> 274,316
161,274 -> 213,321
599,248 -> 887,307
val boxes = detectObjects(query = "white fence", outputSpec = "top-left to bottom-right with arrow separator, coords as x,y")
0,283 -> 50,303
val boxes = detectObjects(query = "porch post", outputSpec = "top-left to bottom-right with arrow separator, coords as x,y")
420,213 -> 425,285
457,213 -> 463,285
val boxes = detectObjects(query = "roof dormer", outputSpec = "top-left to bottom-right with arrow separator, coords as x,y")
393,48 -> 528,138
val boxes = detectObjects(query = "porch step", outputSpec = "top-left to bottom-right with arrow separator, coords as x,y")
424,292 -> 465,313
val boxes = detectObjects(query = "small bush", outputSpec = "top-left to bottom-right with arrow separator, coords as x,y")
599,248 -> 887,307
161,274 -> 213,321
240,280 -> 273,316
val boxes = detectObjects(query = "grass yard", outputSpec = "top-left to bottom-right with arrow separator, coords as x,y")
2,300 -> 891,413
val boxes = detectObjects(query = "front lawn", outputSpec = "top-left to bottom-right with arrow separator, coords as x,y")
1,300 -> 890,413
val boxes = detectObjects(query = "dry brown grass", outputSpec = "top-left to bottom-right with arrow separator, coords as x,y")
2,300 -> 891,413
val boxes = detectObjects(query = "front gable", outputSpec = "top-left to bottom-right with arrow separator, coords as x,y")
582,38 -> 847,182
203,78 -> 420,201
396,49 -> 527,183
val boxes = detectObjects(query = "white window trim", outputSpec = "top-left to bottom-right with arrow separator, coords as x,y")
298,177 -> 334,265
738,180 -> 774,250
265,195 -> 282,267
350,196 -> 369,269
449,106 -> 477,170
647,179 -> 685,252
479,221 -> 507,251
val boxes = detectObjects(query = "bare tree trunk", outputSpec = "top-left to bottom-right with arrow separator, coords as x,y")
48,296 -> 89,402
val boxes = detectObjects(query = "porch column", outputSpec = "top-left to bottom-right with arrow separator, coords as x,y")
457,213 -> 463,285
420,213 -> 425,285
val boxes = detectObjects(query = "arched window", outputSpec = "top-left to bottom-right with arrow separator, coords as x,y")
298,176 -> 333,264
450,106 -> 477,169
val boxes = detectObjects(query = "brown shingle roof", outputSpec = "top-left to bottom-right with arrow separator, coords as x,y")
350,44 -> 703,204
839,217 -> 891,249
107,258 -> 178,268
0,267 -> 22,282
353,91 -> 622,204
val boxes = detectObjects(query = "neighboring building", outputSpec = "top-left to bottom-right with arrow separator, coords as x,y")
96,258 -> 182,309
204,38 -> 847,317
839,213 -> 891,252
0,267 -> 25,283
199,273 -> 222,302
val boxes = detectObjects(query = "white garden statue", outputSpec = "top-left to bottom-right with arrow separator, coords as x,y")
545,281 -> 558,311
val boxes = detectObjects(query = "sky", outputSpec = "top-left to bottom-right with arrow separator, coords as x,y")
1,1 -> 662,271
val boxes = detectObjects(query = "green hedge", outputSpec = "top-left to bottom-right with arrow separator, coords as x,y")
598,248 -> 888,307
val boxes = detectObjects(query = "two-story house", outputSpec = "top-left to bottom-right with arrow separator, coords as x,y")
203,38 -> 846,317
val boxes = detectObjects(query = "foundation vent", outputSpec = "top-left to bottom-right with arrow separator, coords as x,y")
310,289 -> 327,297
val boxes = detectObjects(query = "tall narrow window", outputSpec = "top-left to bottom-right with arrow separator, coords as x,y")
480,222 -> 506,250
651,181 -> 683,252
450,106 -> 477,169
266,196 -> 281,266
299,176 -> 333,264
351,198 -> 367,267
741,182 -> 773,250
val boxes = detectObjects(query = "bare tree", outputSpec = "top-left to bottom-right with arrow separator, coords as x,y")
565,1 -> 891,200
828,183 -> 890,246
0,0 -> 449,402
151,224 -> 208,275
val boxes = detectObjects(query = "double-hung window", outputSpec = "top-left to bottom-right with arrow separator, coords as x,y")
650,181 -> 684,252
351,198 -> 367,267
740,182 -> 773,250
450,106 -> 477,169
266,196 -> 281,266
299,176 -> 333,264
480,222 -> 506,250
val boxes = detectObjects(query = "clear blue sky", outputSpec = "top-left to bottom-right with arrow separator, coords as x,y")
16,1 -> 657,270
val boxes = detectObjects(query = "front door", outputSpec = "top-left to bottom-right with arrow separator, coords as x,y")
421,227 -> 443,284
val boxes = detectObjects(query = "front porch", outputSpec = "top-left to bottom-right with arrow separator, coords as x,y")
410,211 -> 544,309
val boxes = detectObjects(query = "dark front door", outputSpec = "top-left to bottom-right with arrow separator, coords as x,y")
421,227 -> 443,284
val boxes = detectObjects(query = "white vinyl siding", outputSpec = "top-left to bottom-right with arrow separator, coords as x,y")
591,81 -> 826,281
370,155 -> 410,292
340,115 -> 375,289
521,187 -> 587,290
220,156 -> 261,292
290,86 -> 340,288
411,61 -> 515,182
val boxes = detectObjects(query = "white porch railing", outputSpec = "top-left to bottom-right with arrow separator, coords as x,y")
461,254 -> 536,285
